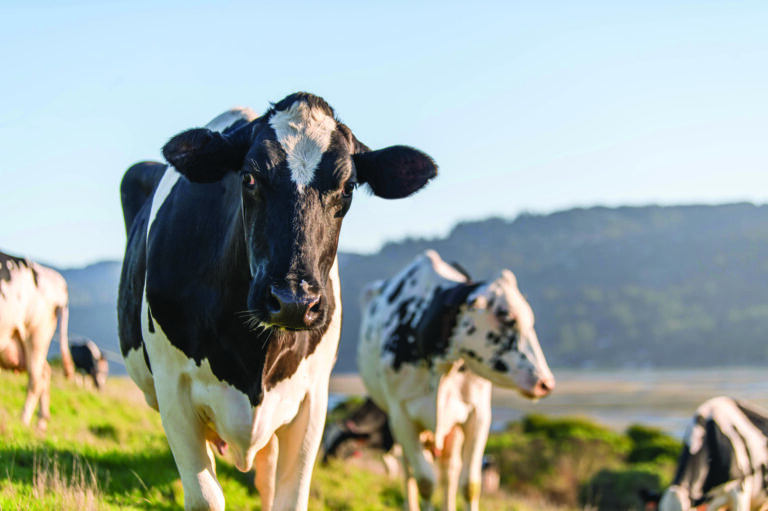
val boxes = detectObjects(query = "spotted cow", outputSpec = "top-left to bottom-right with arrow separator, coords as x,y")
358,249 -> 555,511
642,396 -> 768,511
117,93 -> 437,511
0,251 -> 74,429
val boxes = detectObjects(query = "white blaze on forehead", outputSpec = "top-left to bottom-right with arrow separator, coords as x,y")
269,101 -> 336,188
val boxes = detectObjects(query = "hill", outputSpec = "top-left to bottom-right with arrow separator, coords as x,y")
57,203 -> 768,373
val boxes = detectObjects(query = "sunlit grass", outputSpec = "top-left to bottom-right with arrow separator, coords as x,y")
1,370 -> 573,510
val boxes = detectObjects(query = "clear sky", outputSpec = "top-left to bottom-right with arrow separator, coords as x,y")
1,1 -> 766,268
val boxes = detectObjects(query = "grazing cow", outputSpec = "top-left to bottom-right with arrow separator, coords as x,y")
358,249 -> 555,511
641,396 -> 768,511
70,338 -> 109,390
322,397 -> 395,463
0,251 -> 74,429
117,93 -> 437,511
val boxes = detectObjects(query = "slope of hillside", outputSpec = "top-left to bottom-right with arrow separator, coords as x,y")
55,203 -> 768,373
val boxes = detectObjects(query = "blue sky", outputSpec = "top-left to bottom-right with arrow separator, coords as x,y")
1,1 -> 766,268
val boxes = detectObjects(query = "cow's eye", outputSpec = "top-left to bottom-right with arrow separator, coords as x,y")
342,181 -> 357,198
241,171 -> 256,189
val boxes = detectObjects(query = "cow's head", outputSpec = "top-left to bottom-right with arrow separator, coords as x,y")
457,270 -> 555,398
162,93 -> 437,331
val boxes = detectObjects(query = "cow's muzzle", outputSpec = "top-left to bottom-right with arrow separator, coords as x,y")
266,285 -> 323,330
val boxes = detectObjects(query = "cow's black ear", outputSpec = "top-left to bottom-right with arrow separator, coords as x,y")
352,145 -> 437,199
162,126 -> 251,183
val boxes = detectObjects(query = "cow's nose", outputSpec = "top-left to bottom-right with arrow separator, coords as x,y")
267,286 -> 322,329
533,376 -> 555,397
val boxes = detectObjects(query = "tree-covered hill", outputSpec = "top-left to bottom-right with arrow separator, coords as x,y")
57,203 -> 768,373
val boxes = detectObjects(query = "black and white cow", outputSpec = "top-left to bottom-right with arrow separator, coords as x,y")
0,251 -> 74,429
70,338 -> 109,390
642,396 -> 768,511
322,397 -> 395,464
117,93 -> 437,511
358,249 -> 555,511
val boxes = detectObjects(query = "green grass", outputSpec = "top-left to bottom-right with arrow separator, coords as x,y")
0,371 -> 571,510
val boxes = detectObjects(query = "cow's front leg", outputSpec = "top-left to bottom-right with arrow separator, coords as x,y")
272,392 -> 327,511
253,434 -> 278,511
459,408 -> 490,511
160,401 -> 224,511
390,407 -> 436,511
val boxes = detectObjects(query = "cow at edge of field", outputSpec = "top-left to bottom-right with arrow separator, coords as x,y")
70,338 -> 109,390
117,92 -> 437,511
641,396 -> 768,511
358,249 -> 555,511
0,251 -> 74,429
321,397 -> 396,464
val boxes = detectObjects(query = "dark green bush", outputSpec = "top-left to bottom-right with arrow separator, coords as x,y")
581,465 -> 667,511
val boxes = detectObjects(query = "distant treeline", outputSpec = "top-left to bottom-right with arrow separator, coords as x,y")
59,203 -> 768,373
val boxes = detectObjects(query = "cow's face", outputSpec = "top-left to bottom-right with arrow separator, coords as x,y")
457,270 -> 554,398
162,93 -> 437,332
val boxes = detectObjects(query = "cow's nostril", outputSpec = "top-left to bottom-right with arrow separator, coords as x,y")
267,292 -> 282,314
305,297 -> 322,325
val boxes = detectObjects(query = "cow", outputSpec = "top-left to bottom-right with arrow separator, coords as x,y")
117,92 -> 437,511
0,250 -> 74,429
321,397 -> 396,464
641,396 -> 768,511
357,249 -> 555,511
70,338 -> 109,390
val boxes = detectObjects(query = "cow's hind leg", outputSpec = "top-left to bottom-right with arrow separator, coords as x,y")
439,425 -> 464,511
21,331 -> 52,428
36,362 -> 51,431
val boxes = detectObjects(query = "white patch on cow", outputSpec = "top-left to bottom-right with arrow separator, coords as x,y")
269,101 -> 336,189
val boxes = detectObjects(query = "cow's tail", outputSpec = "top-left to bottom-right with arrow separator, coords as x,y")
58,303 -> 74,379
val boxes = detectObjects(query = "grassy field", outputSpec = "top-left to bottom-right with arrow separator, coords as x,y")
0,371 -> 570,510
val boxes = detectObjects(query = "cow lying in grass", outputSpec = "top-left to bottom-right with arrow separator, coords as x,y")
641,396 -> 768,511
358,250 -> 555,511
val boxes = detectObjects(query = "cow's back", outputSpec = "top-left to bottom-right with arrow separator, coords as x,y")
0,254 -> 67,342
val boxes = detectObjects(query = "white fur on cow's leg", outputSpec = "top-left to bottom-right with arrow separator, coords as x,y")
725,478 -> 751,511
253,435 -> 278,511
390,406 -> 436,510
459,403 -> 491,511
399,454 -> 420,511
272,392 -> 327,511
21,332 -> 51,426
36,362 -> 51,431
160,401 -> 224,511
439,425 -> 464,511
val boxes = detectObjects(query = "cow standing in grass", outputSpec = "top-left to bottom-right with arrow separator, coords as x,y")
358,250 -> 555,511
0,251 -> 74,429
117,93 -> 437,511
642,396 -> 768,511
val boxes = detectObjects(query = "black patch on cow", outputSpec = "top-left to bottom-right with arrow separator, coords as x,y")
449,261 -> 472,281
414,282 -> 483,361
465,324 -> 476,335
385,298 -> 420,370
147,306 -> 155,333
0,251 -> 38,289
387,278 -> 406,304
493,360 -> 509,372
459,348 -> 482,362
120,161 -> 167,234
